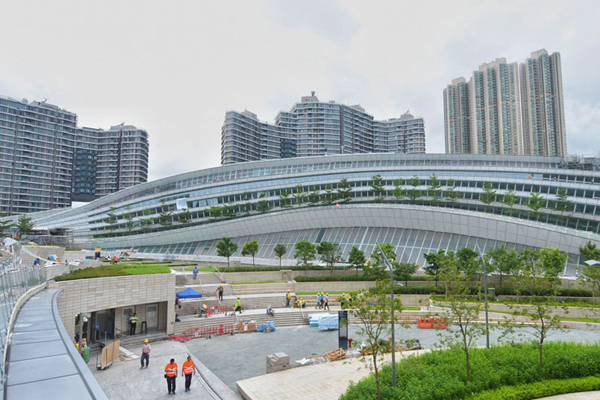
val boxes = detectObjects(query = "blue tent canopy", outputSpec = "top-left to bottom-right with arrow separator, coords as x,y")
176,287 -> 202,299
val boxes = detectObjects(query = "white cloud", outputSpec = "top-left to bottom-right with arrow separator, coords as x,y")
0,0 -> 599,180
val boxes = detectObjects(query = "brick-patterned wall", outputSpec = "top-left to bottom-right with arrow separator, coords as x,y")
49,272 -> 176,339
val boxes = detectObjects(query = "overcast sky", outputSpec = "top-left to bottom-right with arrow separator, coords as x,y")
1,0 -> 599,181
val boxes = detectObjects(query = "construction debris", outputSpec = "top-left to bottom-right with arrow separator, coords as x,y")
266,352 -> 291,374
325,348 -> 346,362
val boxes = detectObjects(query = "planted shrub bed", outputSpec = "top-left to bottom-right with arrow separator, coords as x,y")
340,342 -> 600,400
55,263 -> 171,281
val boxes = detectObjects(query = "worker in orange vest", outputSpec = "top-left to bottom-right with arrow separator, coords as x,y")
182,355 -> 195,392
164,358 -> 178,394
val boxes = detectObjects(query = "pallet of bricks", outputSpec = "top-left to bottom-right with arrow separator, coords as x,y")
325,348 -> 346,362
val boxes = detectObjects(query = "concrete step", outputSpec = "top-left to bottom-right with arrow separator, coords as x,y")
119,331 -> 167,349
176,295 -> 290,316
232,283 -> 294,296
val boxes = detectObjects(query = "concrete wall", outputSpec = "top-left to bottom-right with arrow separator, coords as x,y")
21,246 -> 64,267
48,272 -> 176,340
294,281 -> 376,293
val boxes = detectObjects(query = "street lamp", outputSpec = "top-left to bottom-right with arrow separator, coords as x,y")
376,243 -> 397,387
475,245 -> 490,349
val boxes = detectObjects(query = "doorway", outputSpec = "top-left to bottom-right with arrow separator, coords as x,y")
146,304 -> 158,331
122,307 -> 134,336
93,309 -> 115,343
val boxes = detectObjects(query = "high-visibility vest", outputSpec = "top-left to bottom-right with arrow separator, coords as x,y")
183,360 -> 195,375
130,315 -> 138,323
165,363 -> 178,377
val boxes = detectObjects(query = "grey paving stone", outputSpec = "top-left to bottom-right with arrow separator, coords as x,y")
11,329 -> 61,344
10,340 -> 67,362
7,354 -> 78,386
6,374 -> 93,400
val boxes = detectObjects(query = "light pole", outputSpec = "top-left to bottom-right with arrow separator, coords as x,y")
377,243 -> 396,387
475,245 -> 490,349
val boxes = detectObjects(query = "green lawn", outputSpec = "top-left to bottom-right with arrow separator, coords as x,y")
182,266 -> 218,272
55,263 -> 171,281
230,281 -> 287,285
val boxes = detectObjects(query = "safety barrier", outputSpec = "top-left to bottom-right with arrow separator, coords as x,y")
181,323 -> 235,339
417,317 -> 448,329
234,321 -> 257,333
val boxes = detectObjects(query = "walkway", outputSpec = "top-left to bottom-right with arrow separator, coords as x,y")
5,289 -> 107,399
91,340 -> 238,400
538,393 -> 600,399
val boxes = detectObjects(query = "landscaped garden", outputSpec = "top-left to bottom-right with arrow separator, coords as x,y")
54,263 -> 172,281
340,342 -> 600,400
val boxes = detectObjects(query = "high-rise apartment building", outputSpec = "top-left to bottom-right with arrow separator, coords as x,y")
0,95 -> 149,214
221,93 -> 425,164
520,50 -> 567,157
444,49 -> 565,157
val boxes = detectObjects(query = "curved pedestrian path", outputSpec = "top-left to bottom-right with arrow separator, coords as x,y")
537,392 -> 600,399
5,289 -> 107,399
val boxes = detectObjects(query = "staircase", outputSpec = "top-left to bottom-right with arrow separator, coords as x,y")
119,331 -> 168,349
231,282 -> 294,296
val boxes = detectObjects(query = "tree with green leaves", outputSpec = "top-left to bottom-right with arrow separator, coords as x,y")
308,189 -> 321,206
394,262 -> 418,286
139,209 -> 155,232
392,180 -> 405,203
456,247 -> 481,282
527,192 -> 546,219
273,244 -> 287,267
216,237 -> 238,268
257,200 -> 270,213
438,257 -> 486,382
512,247 -> 567,368
104,209 -> 119,236
444,179 -> 460,205
207,206 -> 223,218
552,189 -> 572,217
406,175 -> 422,203
293,185 -> 306,206
486,246 -> 518,288
317,241 -> 342,275
176,209 -> 192,224
364,243 -> 395,280
480,183 -> 497,212
336,178 -> 352,204
428,175 -> 442,205
370,174 -> 385,203
349,282 -> 402,400
423,249 -> 446,286
157,202 -> 173,227
16,214 -> 35,237
347,246 -> 366,275
579,242 -> 600,300
580,241 -> 600,263
294,240 -> 316,271
123,212 -> 136,234
0,218 -> 14,237
501,189 -> 519,216
241,240 -> 259,267
279,190 -> 292,209
321,184 -> 335,205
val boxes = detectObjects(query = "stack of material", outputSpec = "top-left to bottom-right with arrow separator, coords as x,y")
318,314 -> 339,331
325,348 -> 346,362
266,352 -> 291,374
308,314 -> 326,327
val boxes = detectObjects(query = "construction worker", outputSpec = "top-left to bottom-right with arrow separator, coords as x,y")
165,358 -> 178,394
234,297 -> 242,314
299,297 -> 306,308
216,285 -> 224,301
129,312 -> 138,335
323,293 -> 330,310
182,355 -> 195,392
285,291 -> 291,307
266,305 -> 274,317
140,339 -> 151,369
348,293 -> 353,308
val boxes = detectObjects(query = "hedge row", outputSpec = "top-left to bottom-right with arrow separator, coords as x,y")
469,375 -> 600,400
295,275 -> 374,282
340,342 -> 600,400
223,265 -> 327,272
495,287 -> 593,297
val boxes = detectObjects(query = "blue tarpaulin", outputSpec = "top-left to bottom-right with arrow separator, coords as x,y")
176,287 -> 202,299
318,314 -> 339,331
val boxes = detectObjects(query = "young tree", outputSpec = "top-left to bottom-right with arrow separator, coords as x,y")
336,178 -> 352,204
279,190 -> 292,209
241,240 -> 259,267
104,210 -> 119,236
370,174 -> 385,203
308,189 -> 321,206
438,257 -> 485,382
392,180 -> 405,203
364,243 -> 396,280
347,246 -> 366,276
15,215 -> 35,237
480,183 -> 497,212
427,174 -> 442,205
317,241 -> 342,275
456,247 -> 481,282
527,192 -> 546,220
157,202 -> 174,227
423,249 -> 446,286
501,189 -> 519,216
486,247 -> 518,288
0,218 -> 13,236
293,185 -> 306,207
139,209 -> 155,232
294,240 -> 316,271
512,248 -> 567,368
394,262 -> 418,286
273,244 -> 287,267
176,209 -> 192,224
552,189 -> 572,218
207,206 -> 223,218
216,237 -> 238,268
349,283 -> 403,400
444,179 -> 460,205
123,212 -> 136,234
257,200 -> 271,213
406,175 -> 422,204
320,184 -> 335,205
580,241 -> 600,264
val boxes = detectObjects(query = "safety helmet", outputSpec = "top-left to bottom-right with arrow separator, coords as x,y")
144,339 -> 149,343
